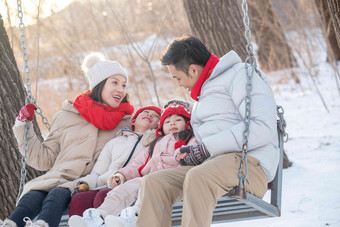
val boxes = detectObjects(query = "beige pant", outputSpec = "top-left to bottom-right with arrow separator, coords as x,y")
98,177 -> 142,217
136,153 -> 268,227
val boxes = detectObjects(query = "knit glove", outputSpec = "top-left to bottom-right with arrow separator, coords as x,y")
176,144 -> 210,166
17,103 -> 36,122
71,182 -> 89,196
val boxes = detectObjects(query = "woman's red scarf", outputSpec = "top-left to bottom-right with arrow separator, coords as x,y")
73,91 -> 134,131
190,54 -> 220,101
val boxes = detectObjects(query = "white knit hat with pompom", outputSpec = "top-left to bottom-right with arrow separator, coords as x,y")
82,52 -> 128,90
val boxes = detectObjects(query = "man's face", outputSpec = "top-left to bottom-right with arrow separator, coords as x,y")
167,65 -> 199,91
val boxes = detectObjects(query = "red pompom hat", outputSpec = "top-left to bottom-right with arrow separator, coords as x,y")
156,103 -> 191,137
131,106 -> 162,130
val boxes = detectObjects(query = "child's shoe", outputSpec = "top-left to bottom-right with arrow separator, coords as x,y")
23,218 -> 49,227
0,219 -> 17,227
68,208 -> 104,227
105,215 -> 137,227
103,215 -> 124,227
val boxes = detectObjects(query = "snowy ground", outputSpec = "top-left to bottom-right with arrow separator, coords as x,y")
213,58 -> 340,226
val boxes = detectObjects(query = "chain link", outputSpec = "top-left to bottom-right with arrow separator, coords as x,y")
16,0 -> 51,202
238,0 -> 259,194
277,106 -> 288,142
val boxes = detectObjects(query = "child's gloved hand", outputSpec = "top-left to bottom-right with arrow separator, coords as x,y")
107,173 -> 125,189
17,103 -> 36,122
175,144 -> 210,166
174,148 -> 188,166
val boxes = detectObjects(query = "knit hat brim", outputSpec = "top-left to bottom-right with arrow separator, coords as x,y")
156,104 -> 191,136
131,106 -> 162,131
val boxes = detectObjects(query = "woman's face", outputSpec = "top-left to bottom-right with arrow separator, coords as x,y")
162,114 -> 186,135
101,75 -> 127,108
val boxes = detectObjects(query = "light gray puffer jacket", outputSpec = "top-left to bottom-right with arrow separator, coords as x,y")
191,51 -> 279,182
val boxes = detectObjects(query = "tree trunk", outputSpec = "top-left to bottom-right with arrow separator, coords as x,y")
182,1 -> 292,169
248,0 -> 298,74
183,0 -> 247,60
327,0 -> 340,51
315,0 -> 340,60
0,14 -> 43,219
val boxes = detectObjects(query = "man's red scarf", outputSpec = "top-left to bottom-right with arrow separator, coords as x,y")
73,91 -> 134,131
190,54 -> 220,101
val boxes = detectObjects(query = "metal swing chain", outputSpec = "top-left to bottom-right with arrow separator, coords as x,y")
16,0 -> 51,202
238,0 -> 258,195
277,106 -> 288,142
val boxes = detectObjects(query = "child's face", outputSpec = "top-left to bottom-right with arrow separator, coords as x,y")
133,110 -> 160,133
162,114 -> 186,135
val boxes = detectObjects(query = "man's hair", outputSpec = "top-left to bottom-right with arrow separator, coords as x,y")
160,35 -> 211,74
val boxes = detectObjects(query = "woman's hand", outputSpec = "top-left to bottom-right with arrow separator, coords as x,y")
17,103 -> 36,122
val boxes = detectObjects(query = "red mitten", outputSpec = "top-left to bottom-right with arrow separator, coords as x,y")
17,103 -> 36,122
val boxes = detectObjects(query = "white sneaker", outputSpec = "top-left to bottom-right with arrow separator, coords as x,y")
23,218 -> 48,227
68,209 -> 104,227
105,215 -> 137,227
0,219 -> 17,227
68,215 -> 88,227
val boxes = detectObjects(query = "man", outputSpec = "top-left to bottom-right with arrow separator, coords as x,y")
136,35 -> 279,227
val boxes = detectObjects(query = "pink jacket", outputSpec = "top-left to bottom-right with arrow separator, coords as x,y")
117,134 -> 197,181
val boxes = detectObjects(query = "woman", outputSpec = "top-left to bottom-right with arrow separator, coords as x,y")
2,53 -> 134,227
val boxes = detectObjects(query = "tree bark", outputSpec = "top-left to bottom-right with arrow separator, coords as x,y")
0,14 -> 43,219
327,0 -> 340,51
183,0 -> 247,60
248,0 -> 298,74
315,0 -> 340,60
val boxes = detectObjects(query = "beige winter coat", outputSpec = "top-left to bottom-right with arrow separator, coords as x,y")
12,100 -> 131,201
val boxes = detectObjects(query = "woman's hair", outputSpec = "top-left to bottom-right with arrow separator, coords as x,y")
148,116 -> 192,157
88,79 -> 130,103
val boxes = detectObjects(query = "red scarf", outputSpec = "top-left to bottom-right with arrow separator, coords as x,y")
73,91 -> 134,131
190,54 -> 220,101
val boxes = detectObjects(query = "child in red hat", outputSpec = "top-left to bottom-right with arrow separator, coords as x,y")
67,105 -> 161,222
69,102 -> 197,227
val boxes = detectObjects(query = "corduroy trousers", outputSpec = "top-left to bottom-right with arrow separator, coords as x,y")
136,153 -> 268,227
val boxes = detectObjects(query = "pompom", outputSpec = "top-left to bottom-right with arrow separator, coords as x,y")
81,52 -> 106,72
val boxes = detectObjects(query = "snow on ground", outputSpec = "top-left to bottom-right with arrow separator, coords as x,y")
213,55 -> 340,226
